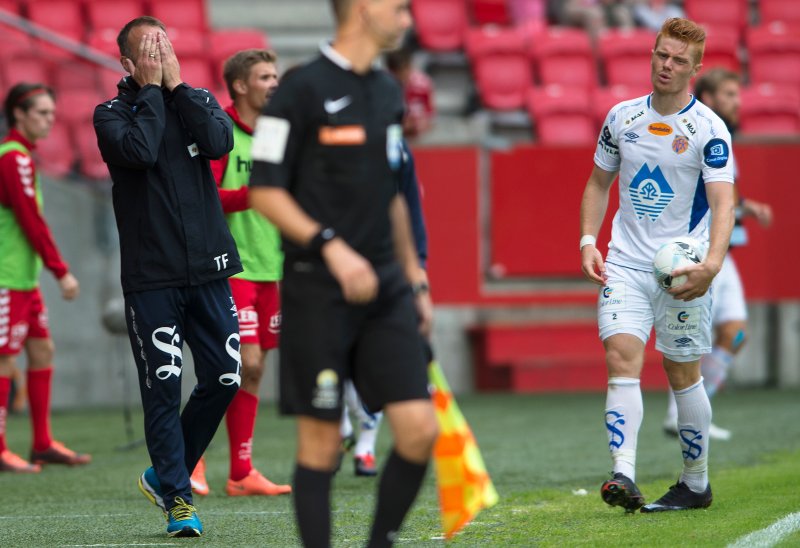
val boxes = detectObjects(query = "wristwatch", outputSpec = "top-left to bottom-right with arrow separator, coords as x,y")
309,227 -> 337,253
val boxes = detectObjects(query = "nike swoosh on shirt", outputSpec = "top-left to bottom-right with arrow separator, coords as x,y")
324,96 -> 352,114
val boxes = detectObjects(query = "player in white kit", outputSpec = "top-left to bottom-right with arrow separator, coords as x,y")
662,68 -> 773,441
579,18 -> 735,513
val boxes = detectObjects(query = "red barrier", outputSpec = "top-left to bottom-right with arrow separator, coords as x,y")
413,143 -> 800,304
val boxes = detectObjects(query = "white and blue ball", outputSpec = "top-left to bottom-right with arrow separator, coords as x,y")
653,237 -> 706,291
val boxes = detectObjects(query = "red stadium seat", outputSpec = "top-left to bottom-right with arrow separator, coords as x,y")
73,123 -> 109,180
150,0 -> 208,31
528,27 -> 596,90
747,23 -> 800,87
0,24 -> 36,59
56,90 -> 104,125
685,0 -> 748,35
53,61 -> 101,92
36,123 -> 75,178
411,0 -> 469,52
739,83 -> 800,136
27,0 -> 83,41
86,30 -> 121,57
760,0 -> 800,26
167,28 -> 207,57
527,85 -> 595,145
178,57 -> 216,90
470,0 -> 511,26
86,0 -> 144,34
598,29 -> 656,88
591,84 -> 650,128
208,29 -> 271,80
0,1 -> 20,14
466,26 -> 531,110
700,25 -> 741,74
0,54 -> 50,88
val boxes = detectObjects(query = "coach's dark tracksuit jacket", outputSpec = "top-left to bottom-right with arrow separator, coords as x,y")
94,77 -> 242,294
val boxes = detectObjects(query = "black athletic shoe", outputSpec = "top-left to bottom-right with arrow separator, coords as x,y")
641,481 -> 712,512
600,473 -> 645,513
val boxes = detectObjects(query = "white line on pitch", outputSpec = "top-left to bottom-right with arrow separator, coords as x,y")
728,511 -> 800,548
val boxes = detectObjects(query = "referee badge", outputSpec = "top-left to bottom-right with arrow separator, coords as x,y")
312,369 -> 339,409
386,124 -> 402,170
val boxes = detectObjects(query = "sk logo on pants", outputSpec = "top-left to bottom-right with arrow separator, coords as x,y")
152,325 -> 182,380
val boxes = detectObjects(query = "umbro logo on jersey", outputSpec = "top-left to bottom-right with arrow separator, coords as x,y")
324,95 -> 352,114
624,132 -> 639,143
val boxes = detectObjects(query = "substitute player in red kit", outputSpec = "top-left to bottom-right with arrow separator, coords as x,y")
0,83 -> 90,473
189,49 -> 291,498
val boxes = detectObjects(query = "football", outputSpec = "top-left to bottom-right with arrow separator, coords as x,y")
652,237 -> 706,290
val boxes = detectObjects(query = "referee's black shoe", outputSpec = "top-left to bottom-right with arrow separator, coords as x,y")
601,472 -> 645,513
641,481 -> 712,512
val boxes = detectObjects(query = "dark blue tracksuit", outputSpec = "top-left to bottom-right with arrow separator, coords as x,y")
94,77 -> 242,509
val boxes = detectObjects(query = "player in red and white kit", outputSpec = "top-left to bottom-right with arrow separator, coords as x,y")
0,83 -> 90,473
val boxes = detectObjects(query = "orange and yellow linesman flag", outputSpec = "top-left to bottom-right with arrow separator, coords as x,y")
429,360 -> 499,540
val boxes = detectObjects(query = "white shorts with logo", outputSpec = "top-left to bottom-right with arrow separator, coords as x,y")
711,254 -> 747,325
598,262 -> 713,362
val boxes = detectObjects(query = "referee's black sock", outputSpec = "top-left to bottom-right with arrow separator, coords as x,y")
293,464 -> 333,548
368,449 -> 429,548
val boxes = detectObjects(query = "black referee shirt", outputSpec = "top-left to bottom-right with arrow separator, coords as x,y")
249,43 -> 405,266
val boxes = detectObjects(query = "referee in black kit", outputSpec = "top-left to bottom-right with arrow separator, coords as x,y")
248,0 -> 437,546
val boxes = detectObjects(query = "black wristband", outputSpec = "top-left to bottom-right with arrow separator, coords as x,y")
308,227 -> 336,253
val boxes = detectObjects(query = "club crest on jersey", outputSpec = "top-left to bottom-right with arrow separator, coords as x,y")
672,135 -> 689,154
629,164 -> 674,221
648,122 -> 673,136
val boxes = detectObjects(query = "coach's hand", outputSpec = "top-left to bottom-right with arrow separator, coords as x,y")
580,245 -> 607,285
668,261 -> 719,302
158,31 -> 183,91
58,272 -> 80,301
125,32 -> 162,88
323,239 -> 379,304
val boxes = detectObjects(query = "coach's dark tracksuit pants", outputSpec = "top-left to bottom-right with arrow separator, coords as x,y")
124,278 -> 241,509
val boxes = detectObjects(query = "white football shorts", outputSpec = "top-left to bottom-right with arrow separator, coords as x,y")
598,261 -> 713,362
711,254 -> 747,325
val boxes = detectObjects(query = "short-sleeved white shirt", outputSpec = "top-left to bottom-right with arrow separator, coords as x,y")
594,94 -> 735,271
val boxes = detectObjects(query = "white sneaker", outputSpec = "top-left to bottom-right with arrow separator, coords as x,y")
708,423 -> 732,441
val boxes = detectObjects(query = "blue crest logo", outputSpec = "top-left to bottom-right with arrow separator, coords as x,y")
629,164 -> 674,222
606,411 -> 625,450
680,428 -> 704,460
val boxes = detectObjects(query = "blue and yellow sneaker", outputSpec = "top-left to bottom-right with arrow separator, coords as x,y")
138,466 -> 166,514
167,497 -> 203,537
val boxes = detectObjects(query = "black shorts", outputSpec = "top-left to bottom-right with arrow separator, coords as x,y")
279,260 -> 429,420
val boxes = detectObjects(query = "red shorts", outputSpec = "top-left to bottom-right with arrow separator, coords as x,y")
0,287 -> 50,355
229,278 -> 281,350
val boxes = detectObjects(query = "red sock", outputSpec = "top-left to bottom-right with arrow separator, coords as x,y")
27,368 -> 53,452
225,389 -> 259,481
0,376 -> 10,453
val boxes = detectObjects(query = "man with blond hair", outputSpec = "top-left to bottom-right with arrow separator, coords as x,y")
579,18 -> 735,512
189,48 -> 291,498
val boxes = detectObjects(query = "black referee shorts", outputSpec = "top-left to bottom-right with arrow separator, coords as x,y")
279,260 -> 429,421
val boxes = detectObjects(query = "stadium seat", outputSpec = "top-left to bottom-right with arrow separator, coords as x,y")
747,24 -> 800,87
97,69 -> 125,97
466,26 -> 531,110
73,123 -> 109,180
36,123 -> 75,178
86,0 -> 144,34
86,31 -> 121,57
739,83 -> 800,136
470,0 -> 511,26
56,90 -> 104,126
700,25 -> 741,74
591,84 -> 650,129
685,0 -> 748,36
0,54 -> 50,88
150,0 -> 208,31
167,28 -> 207,57
0,1 -> 19,14
598,29 -> 656,88
527,85 -> 595,145
0,24 -> 36,58
26,0 -> 83,42
760,0 -> 800,26
528,27 -> 596,90
53,61 -> 100,92
411,0 -> 469,52
178,57 -> 216,90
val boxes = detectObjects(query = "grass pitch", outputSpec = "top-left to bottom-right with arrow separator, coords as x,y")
2,389 -> 799,546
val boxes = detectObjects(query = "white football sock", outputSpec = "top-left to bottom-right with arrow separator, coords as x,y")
605,377 -> 643,481
674,378 -> 711,492
701,347 -> 733,398
665,389 -> 678,426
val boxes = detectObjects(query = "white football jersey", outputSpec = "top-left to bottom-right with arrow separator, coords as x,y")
594,94 -> 735,271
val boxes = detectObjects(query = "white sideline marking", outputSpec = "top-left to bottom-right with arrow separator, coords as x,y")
728,512 -> 800,548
